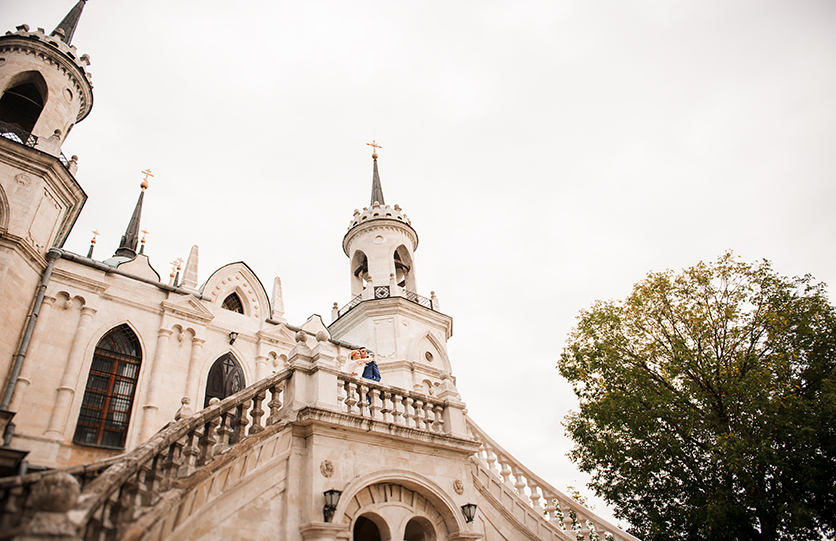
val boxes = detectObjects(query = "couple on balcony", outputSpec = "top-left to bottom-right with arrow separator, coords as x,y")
350,347 -> 380,383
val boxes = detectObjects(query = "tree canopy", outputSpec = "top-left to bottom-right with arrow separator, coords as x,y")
558,253 -> 836,541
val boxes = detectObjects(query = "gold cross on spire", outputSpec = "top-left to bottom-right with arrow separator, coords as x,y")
140,169 -> 154,190
366,140 -> 382,159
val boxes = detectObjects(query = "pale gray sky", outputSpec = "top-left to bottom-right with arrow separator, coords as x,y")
6,0 -> 836,524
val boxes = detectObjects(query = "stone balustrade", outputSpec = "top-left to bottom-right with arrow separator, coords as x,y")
466,417 -> 640,541
0,369 -> 290,540
337,374 -> 446,434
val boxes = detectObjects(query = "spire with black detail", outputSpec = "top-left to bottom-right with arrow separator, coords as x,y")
114,171 -> 151,259
367,140 -> 385,206
51,0 -> 87,46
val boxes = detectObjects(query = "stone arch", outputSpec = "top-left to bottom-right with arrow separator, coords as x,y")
200,262 -> 270,320
351,249 -> 370,296
408,331 -> 452,374
202,351 -> 247,408
73,323 -> 143,449
393,244 -> 416,291
353,511 -> 391,541
404,516 -> 437,541
0,70 -> 48,136
334,469 -> 468,538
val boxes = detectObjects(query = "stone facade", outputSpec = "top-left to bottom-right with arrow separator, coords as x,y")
0,5 -> 640,541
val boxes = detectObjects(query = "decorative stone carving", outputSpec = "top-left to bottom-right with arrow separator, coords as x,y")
320,460 -> 335,478
453,479 -> 465,495
29,472 -> 79,513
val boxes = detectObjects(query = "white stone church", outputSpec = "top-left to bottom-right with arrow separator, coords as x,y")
0,3 -> 638,540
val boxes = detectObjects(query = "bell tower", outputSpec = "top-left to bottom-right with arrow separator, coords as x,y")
0,2 -> 92,410
329,145 -> 458,397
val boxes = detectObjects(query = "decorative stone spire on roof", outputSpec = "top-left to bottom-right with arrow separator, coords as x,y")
114,170 -> 151,259
51,0 -> 87,46
367,140 -> 385,206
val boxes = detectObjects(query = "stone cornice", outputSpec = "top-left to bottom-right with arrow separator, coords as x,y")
293,406 -> 480,456
0,29 -> 94,122
329,295 -> 453,340
51,267 -> 109,294
342,218 -> 418,256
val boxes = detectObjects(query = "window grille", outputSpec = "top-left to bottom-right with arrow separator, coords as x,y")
222,292 -> 244,314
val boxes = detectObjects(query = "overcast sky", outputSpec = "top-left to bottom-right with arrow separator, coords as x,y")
6,0 -> 836,525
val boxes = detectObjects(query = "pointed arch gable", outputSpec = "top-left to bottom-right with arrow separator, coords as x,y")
200,262 -> 270,320
408,331 -> 452,374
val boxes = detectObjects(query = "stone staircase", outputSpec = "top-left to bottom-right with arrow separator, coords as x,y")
0,366 -> 638,540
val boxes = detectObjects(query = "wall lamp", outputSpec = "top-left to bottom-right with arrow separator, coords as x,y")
228,332 -> 238,345
461,503 -> 478,523
323,489 -> 342,522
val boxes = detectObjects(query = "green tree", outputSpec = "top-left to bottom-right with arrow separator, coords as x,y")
558,253 -> 836,541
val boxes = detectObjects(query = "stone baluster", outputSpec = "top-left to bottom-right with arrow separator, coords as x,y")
433,404 -> 444,433
560,501 -> 574,533
486,448 -> 497,474
401,395 -> 415,428
499,458 -> 512,485
235,400 -> 251,442
512,466 -> 527,496
344,381 -> 358,414
529,483 -> 541,510
179,429 -> 200,478
391,391 -> 403,425
337,379 -> 347,412
214,410 -> 235,454
357,383 -> 369,417
159,440 -> 182,491
413,398 -> 425,430
267,382 -> 283,425
116,470 -> 140,522
543,492 -> 557,522
141,455 -> 160,508
249,391 -> 266,435
369,388 -> 381,419
423,402 -> 434,432
578,514 -> 591,541
379,391 -> 391,423
198,415 -> 220,466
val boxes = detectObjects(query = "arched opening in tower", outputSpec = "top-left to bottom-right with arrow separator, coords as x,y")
0,73 -> 48,139
351,250 -> 370,295
394,245 -> 415,291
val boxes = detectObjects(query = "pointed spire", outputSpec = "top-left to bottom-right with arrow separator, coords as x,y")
52,0 -> 87,46
366,141 -> 385,206
114,170 -> 152,259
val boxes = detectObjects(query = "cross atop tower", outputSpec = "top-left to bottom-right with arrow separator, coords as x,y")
366,140 -> 382,159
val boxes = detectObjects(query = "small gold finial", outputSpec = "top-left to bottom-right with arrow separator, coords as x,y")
90,230 -> 100,245
140,169 -> 154,190
366,140 -> 382,159
141,229 -> 149,245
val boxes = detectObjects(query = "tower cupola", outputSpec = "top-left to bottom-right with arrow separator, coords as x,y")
342,147 -> 418,297
0,1 -> 93,155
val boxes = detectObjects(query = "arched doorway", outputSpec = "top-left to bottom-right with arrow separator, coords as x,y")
204,353 -> 245,408
353,515 -> 382,541
404,517 -> 436,541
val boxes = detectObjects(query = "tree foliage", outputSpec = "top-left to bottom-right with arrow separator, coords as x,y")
558,253 -> 836,541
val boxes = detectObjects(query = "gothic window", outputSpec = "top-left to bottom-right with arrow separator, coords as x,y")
221,292 -> 244,314
73,324 -> 141,449
204,353 -> 245,408
0,72 -> 48,140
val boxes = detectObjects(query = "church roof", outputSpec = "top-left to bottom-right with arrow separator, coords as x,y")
52,0 -> 87,46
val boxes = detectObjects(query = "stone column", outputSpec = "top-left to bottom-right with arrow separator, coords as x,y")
182,337 -> 205,407
255,354 -> 269,382
9,296 -> 56,411
140,328 -> 172,441
44,305 -> 97,439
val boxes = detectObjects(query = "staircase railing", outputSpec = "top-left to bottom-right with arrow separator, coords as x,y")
466,417 -> 639,541
0,368 -> 290,540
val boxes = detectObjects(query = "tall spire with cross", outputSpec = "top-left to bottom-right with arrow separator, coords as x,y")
114,170 -> 152,259
367,140 -> 385,206
52,0 -> 87,46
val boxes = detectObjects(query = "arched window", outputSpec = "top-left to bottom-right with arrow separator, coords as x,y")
221,292 -> 244,314
404,517 -> 436,541
204,353 -> 245,408
73,324 -> 141,449
0,72 -> 48,140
